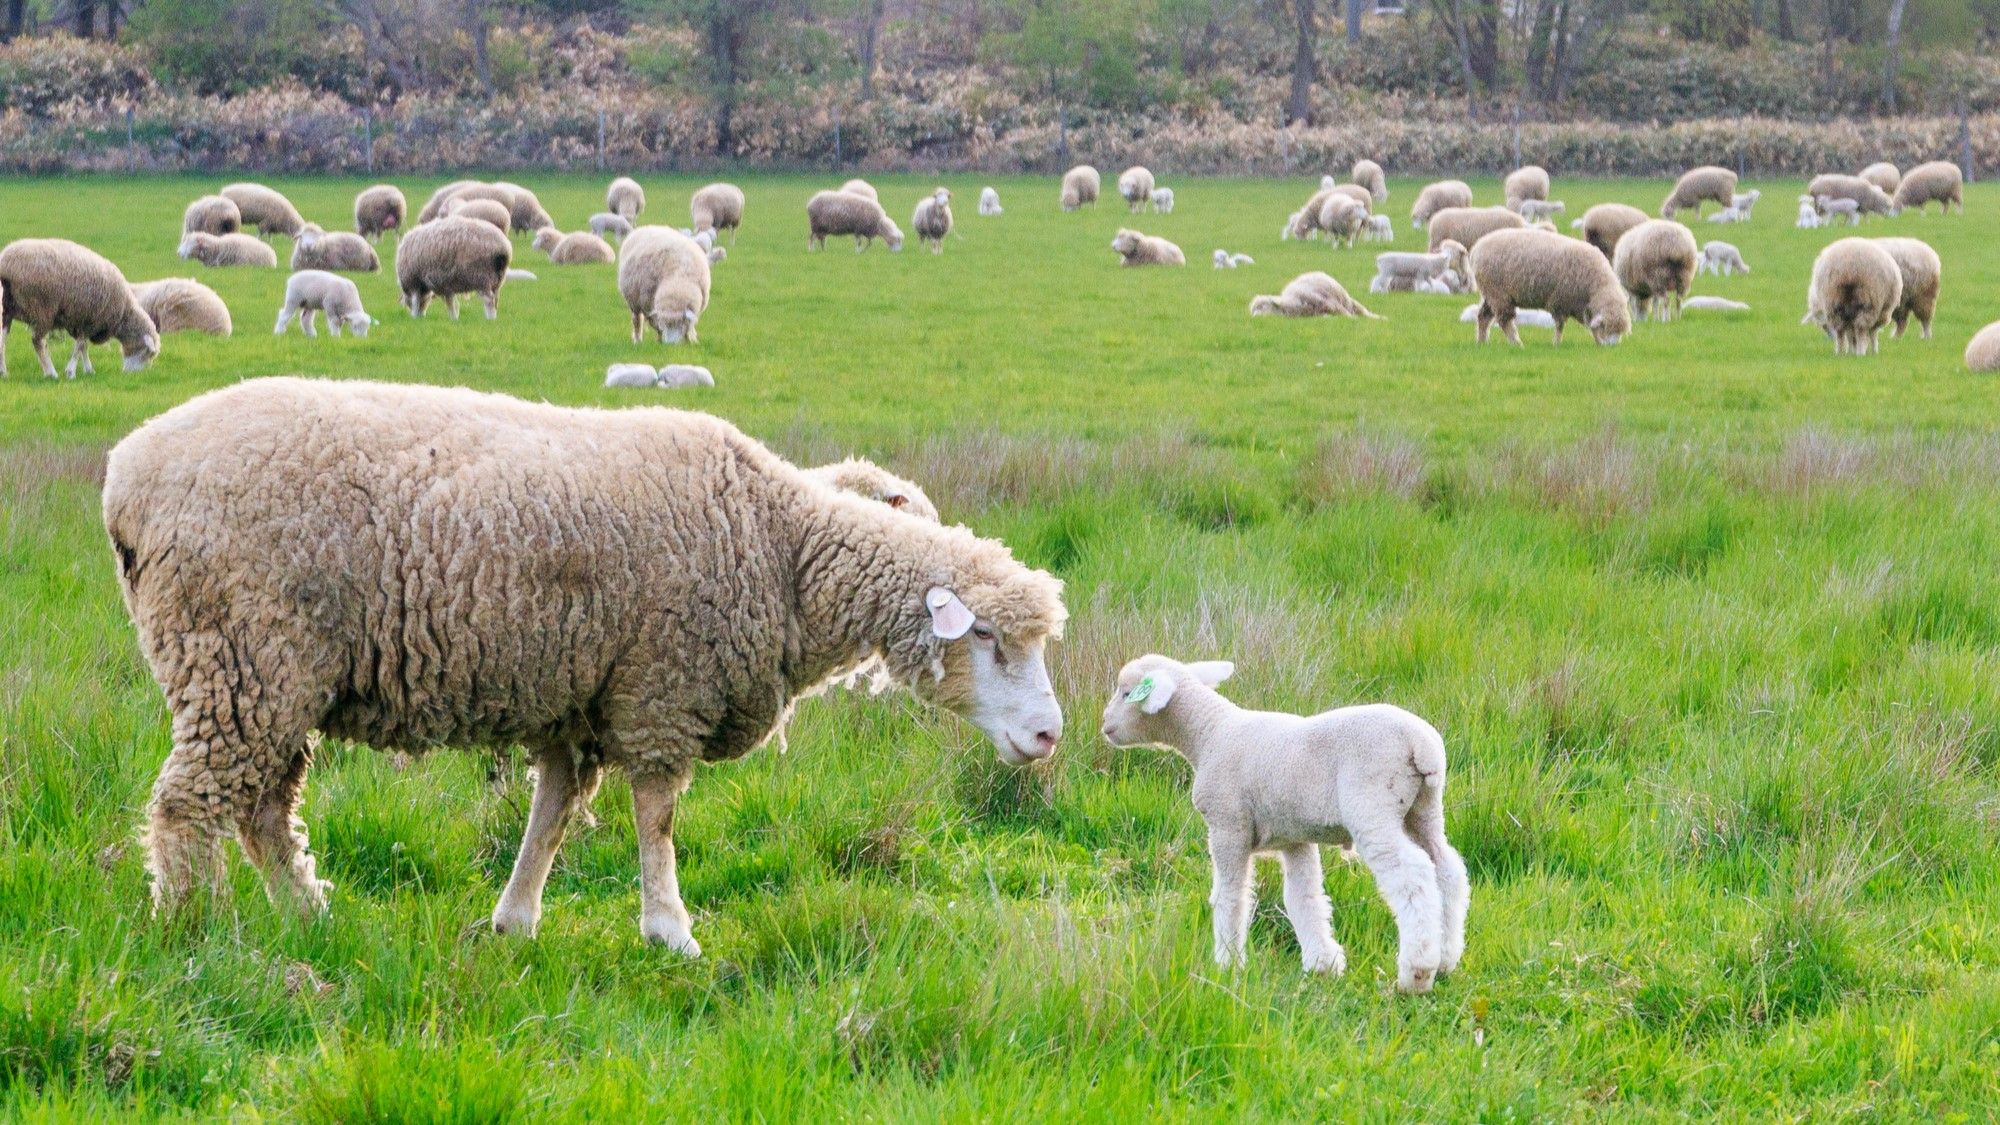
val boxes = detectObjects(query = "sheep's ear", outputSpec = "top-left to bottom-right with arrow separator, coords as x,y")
1185,661 -> 1234,686
1131,671 -> 1177,714
925,587 -> 974,640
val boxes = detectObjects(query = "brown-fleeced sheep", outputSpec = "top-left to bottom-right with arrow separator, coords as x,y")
394,215 -> 511,319
1428,207 -> 1527,256
1660,166 -> 1737,220
1411,180 -> 1474,229
1893,161 -> 1965,215
1873,237 -> 1941,340
1803,237 -> 1903,356
1249,271 -> 1379,319
130,278 -> 232,337
1110,228 -> 1184,267
1611,219 -> 1699,322
182,195 -> 241,238
1467,228 -> 1630,346
220,183 -> 307,238
0,238 -> 161,377
806,191 -> 903,252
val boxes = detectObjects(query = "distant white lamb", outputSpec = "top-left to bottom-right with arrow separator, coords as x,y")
1211,249 -> 1254,269
1362,214 -> 1394,243
1151,187 -> 1176,213
1795,196 -> 1824,229
979,187 -> 1002,216
273,270 -> 373,338
1099,656 -> 1468,993
1682,296 -> 1751,312
1370,241 -> 1467,294
1731,189 -> 1761,217
1516,200 -> 1564,223
1460,303 -> 1556,329
1699,241 -> 1750,276
1705,207 -> 1746,224
1818,196 -> 1862,226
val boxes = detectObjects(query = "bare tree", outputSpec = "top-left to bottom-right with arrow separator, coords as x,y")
467,0 -> 492,93
2,0 -> 21,40
1881,0 -> 1908,112
1287,0 -> 1318,125
857,0 -> 885,100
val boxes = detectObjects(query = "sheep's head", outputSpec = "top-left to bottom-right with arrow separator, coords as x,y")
1588,287 -> 1631,346
176,233 -> 210,262
1248,296 -> 1281,317
344,312 -> 374,338
880,219 -> 904,252
1110,229 -> 1141,256
932,187 -> 951,205
1099,655 -> 1235,750
900,558 -> 1066,766
117,302 -> 161,371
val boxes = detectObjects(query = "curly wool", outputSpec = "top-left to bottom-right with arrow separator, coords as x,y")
393,216 -> 511,318
1110,229 -> 1184,267
1427,207 -> 1525,255
0,238 -> 160,373
291,227 -> 382,273
806,191 -> 903,251
1117,167 -> 1155,212
532,229 -> 617,264
1579,202 -> 1650,260
220,183 -> 306,238
445,197 -> 513,234
1061,165 -> 1100,211
353,185 -> 407,241
1660,166 -> 1737,219
1612,219 -> 1699,322
180,232 -> 278,268
130,278 -> 232,336
1805,237 -> 1903,355
1893,161 -> 1964,214
690,183 -> 745,237
617,226 -> 710,342
1249,271 -> 1378,319
806,458 -> 941,522
1468,228 -> 1630,346
182,195 -> 241,237
1351,159 -> 1387,202
1410,180 -> 1473,228
1503,165 -> 1550,209
1873,236 -> 1941,340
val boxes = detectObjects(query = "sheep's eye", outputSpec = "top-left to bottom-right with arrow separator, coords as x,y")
971,624 -> 995,642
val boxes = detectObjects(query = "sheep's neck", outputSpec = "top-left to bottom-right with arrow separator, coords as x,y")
1163,688 -> 1237,770
786,496 -> 933,688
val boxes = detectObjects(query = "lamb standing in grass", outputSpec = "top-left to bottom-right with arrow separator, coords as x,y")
1612,219 -> 1698,322
1118,167 -> 1156,213
806,191 -> 903,252
1099,656 -> 1467,992
1249,272 -> 1378,319
1212,250 -> 1254,268
0,238 -> 160,377
1730,190 -> 1761,217
1061,165 -> 1100,211
394,215 -> 511,320
220,183 -> 307,239
608,177 -> 646,220
689,183 -> 745,242
274,270 -> 373,338
979,187 -> 1002,216
1352,159 -> 1387,202
1874,237 -> 1941,340
1110,229 -> 1183,267
1517,200 -> 1564,224
913,188 -> 953,254
1410,180 -> 1473,229
1370,241 -> 1467,293
1699,241 -> 1750,276
1966,321 -> 2000,372
178,232 -> 279,268
1468,228 -> 1630,346
1363,214 -> 1394,243
618,226 -> 710,343
353,185 -> 406,242
1803,237 -> 1903,355
1150,187 -> 1175,214
106,377 -> 1067,952
130,278 -> 231,336
1893,161 -> 1965,215
1660,166 -> 1737,220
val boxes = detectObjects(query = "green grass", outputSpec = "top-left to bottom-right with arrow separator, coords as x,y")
4,172 -> 2000,1119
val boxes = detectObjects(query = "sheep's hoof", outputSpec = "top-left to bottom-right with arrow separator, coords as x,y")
490,904 -> 540,938
1302,946 -> 1347,976
642,920 -> 701,958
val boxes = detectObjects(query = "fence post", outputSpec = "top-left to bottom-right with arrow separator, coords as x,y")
1511,104 -> 1521,169
1282,127 -> 1294,175
1057,107 -> 1068,166
597,107 -> 607,172
124,106 -> 133,168
1736,143 -> 1745,180
1961,100 -> 1975,184
834,117 -> 843,168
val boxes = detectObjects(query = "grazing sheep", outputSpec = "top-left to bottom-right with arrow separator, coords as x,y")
178,232 -> 279,268
1796,196 -> 1825,228
839,178 -> 879,202
414,180 -> 482,224
426,182 -> 551,233
1352,159 -> 1388,202
1459,303 -> 1556,329
689,183 -> 745,241
806,457 -> 939,522
220,183 -> 307,239
1504,165 -> 1550,210
1731,189 -> 1762,216
1858,162 -> 1902,197
1517,199 -> 1564,223
1118,167 -> 1156,213
1427,206 -> 1526,255
607,176 -> 646,220
1893,161 -> 1965,215
1061,165 -> 1101,211
1287,188 -> 1342,240
1612,219 -> 1699,322
446,197 -> 514,235
1098,656 -> 1466,992
1467,228 -> 1630,346
1362,214 -> 1395,243
1579,202 -> 1650,260
107,377 -> 1067,950
806,191 -> 903,253
1818,197 -> 1863,226
1328,183 -> 1373,211
978,187 -> 1002,216
394,215 -> 511,320
1370,241 -> 1467,294
1660,166 -> 1737,219
290,225 -> 381,273
1966,321 -> 2000,372
490,182 -> 556,232
913,188 -> 953,254
590,213 -> 636,241
618,226 -> 710,344
1808,174 -> 1895,219
1410,180 -> 1473,229
1248,272 -> 1378,319
353,185 -> 407,242
1317,195 -> 1368,249
1109,229 -> 1184,267
182,195 -> 241,237
1212,249 -> 1255,268
1282,210 -> 1305,240
1699,240 -> 1750,277
1803,237 -> 1903,355
1874,237 -> 1941,340
1682,296 -> 1751,312
130,278 -> 231,337
0,238 -> 160,377
1151,187 -> 1176,214
530,229 -> 617,265
274,270 -> 372,338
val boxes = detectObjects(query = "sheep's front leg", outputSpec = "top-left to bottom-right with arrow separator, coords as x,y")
490,748 -> 580,937
302,309 -> 318,338
445,295 -> 460,321
64,338 -> 87,378
1279,844 -> 1344,975
1475,304 -> 1494,344
1206,828 -> 1254,968
31,330 -> 57,378
632,770 -> 700,956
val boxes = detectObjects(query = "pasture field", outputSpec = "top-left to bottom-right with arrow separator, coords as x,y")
4,172 -> 2000,1120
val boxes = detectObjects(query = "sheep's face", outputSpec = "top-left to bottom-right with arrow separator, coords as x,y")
120,329 -> 160,371
1588,294 -> 1631,346
532,229 -> 562,254
1110,230 -> 1140,256
176,234 -> 206,261
345,314 -> 373,338
1099,655 -> 1234,750
650,307 -> 698,344
919,587 -> 1062,765
882,222 -> 904,252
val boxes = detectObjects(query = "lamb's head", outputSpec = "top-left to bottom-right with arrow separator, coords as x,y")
1587,285 -> 1632,346
1438,239 -> 1469,276
1099,655 -> 1235,750
648,277 -> 704,344
295,223 -> 325,247
343,311 -> 375,338
899,551 -> 1066,765
1110,229 -> 1142,257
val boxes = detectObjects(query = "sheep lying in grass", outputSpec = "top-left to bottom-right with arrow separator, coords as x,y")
1966,321 -> 2000,372
291,225 -> 381,273
1369,241 -> 1467,294
1661,166 -> 1737,219
1110,229 -> 1183,267
1151,187 -> 1176,213
354,185 -> 406,242
1802,237 -> 1902,355
1212,250 -> 1254,269
1410,180 -> 1473,229
531,229 -> 618,264
1118,167 -> 1155,213
1249,272 -> 1378,319
1705,206 -> 1746,224
1875,237 -> 1941,340
1468,228 -> 1630,346
130,278 -> 231,336
1613,219 -> 1698,322
274,270 -> 372,338
1796,196 -> 1824,228
1682,296 -> 1751,312
591,213 -> 635,241
979,186 -> 1002,215
1061,165 -> 1100,211
1352,159 -> 1388,202
1099,656 -> 1467,992
1460,303 -> 1555,329
1893,161 -> 1965,215
0,238 -> 160,377
1517,200 -> 1564,223
604,363 -> 716,389
1699,241 -> 1750,276
178,232 -> 278,268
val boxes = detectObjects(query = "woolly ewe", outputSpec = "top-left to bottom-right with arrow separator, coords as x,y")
353,184 -> 407,242
220,182 -> 307,238
182,195 -> 241,237
291,225 -> 382,273
1100,657 -> 1467,992
1061,165 -> 1100,211
806,191 -> 903,252
130,278 -> 231,336
1351,159 -> 1388,202
1966,321 -> 2000,372
1109,229 -> 1183,267
1660,166 -> 1737,220
0,238 -> 160,377
1117,167 -> 1156,213
689,183 -> 745,241
1468,228 -> 1630,346
1874,237 -> 1941,340
178,232 -> 279,268
607,176 -> 646,220
1612,219 -> 1699,322
1803,237 -> 1902,355
1410,180 -> 1473,229
1893,161 -> 1965,215
394,215 -> 512,320
913,188 -> 954,254
617,226 -> 710,344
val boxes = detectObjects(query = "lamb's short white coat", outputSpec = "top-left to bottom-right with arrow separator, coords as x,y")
1699,241 -> 1750,276
978,187 -> 1002,216
1211,249 -> 1254,269
1460,303 -> 1556,328
1100,656 -> 1468,993
1682,296 -> 1751,312
274,270 -> 372,338
1150,187 -> 1176,213
1795,197 -> 1824,229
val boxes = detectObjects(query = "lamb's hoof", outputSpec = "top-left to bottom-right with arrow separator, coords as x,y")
1302,946 -> 1347,976
1397,964 -> 1438,994
490,905 -> 540,938
642,921 -> 701,958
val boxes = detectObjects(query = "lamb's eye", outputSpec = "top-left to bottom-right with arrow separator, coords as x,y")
971,624 -> 995,642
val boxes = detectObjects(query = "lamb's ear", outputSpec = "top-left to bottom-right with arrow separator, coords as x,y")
1185,660 -> 1235,686
925,587 -> 974,640
1131,670 -> 1178,714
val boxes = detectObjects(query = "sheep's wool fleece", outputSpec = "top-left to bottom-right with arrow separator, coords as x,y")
104,379 -> 1065,778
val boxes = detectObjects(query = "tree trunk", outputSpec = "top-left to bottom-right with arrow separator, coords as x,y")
1469,0 -> 1500,90
467,0 -> 492,93
711,17 -> 740,155
73,0 -> 95,38
858,0 -> 883,100
6,0 -> 26,39
1287,0 -> 1318,126
1775,0 -> 1793,39
1443,0 -> 1478,114
1345,0 -> 1362,44
1880,0 -> 1908,113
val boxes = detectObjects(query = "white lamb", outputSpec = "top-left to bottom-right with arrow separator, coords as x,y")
603,363 -> 715,389
1731,189 -> 1761,217
1370,241 -> 1467,294
979,187 -> 1002,216
1517,200 -> 1564,223
273,270 -> 372,338
1705,207 -> 1746,224
1211,250 -> 1254,269
1460,303 -> 1556,329
1151,187 -> 1176,214
1682,296 -> 1751,312
1818,196 -> 1862,226
1362,214 -> 1394,243
1699,241 -> 1750,277
1795,196 -> 1823,229
1099,656 -> 1468,993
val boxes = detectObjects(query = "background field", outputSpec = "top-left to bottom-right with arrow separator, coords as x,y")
4,173 -> 2000,1120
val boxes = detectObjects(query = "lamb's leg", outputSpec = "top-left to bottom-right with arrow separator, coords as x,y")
1206,828 -> 1254,968
1550,317 -> 1565,346
632,769 -> 700,956
1920,312 -> 1933,340
1278,844 -> 1344,975
1405,784 -> 1468,974
274,302 -> 295,335
235,745 -> 331,914
302,309 -> 318,338
490,746 -> 581,937
1350,812 -> 1444,993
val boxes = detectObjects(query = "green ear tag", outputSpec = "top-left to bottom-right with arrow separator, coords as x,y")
1126,677 -> 1154,704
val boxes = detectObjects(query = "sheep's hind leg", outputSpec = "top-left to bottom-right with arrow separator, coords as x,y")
1406,787 -> 1468,975
1206,828 -> 1254,968
1279,844 -> 1344,975
491,745 -> 584,937
1349,810 -> 1444,993
632,768 -> 699,956
235,745 -> 331,914
482,289 -> 498,320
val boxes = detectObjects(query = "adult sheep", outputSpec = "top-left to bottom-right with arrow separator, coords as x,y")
618,226 -> 710,344
689,183 -> 745,242
491,182 -> 556,232
0,238 -> 161,377
806,191 -> 903,252
806,457 -> 940,523
394,215 -> 511,319
354,184 -> 407,242
1807,174 -> 1894,219
1503,165 -> 1550,210
608,176 -> 646,220
130,278 -> 232,337
1427,207 -> 1526,255
105,377 -> 1067,955
1893,161 -> 1965,215
1803,237 -> 1902,355
1061,165 -> 1101,211
1118,167 -> 1156,213
182,195 -> 241,238
178,232 -> 279,268
1967,321 -> 2000,372
531,229 -> 618,265
1249,272 -> 1378,319
1317,196 -> 1369,249
445,197 -> 514,235
839,178 -> 879,202
1467,228 -> 1630,346
1874,237 -> 1941,340
1611,219 -> 1698,322
1858,162 -> 1901,197
1410,180 -> 1473,229
1660,166 -> 1737,220
291,225 -> 382,273
1579,202 -> 1650,260
220,183 -> 307,239
1352,159 -> 1387,202
415,180 -> 483,224
1110,229 -> 1184,267
913,189 -> 954,254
